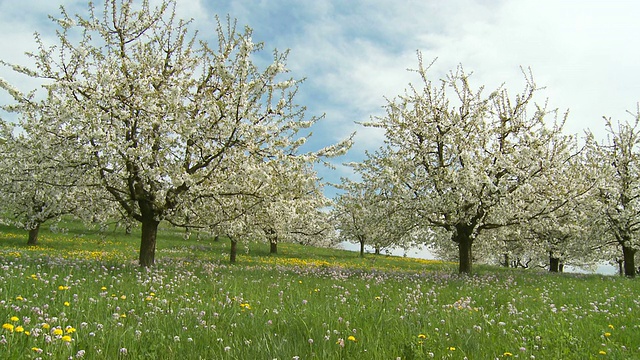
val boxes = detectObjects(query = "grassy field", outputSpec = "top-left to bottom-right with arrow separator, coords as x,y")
0,223 -> 638,359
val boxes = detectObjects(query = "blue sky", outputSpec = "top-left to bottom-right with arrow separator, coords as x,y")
1,0 -> 640,197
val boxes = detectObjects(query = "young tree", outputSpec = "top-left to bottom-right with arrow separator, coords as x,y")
0,0 -> 349,266
586,110 -> 640,277
362,56 -> 578,274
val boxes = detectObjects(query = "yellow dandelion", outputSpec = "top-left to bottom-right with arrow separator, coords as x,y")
120,295 -> 127,300
32,347 -> 42,353
2,323 -> 14,332
65,327 -> 76,334
64,301 -> 70,307
120,314 -> 127,318
604,332 -> 611,337
15,326 -> 24,333
347,335 -> 357,342
41,323 -> 50,329
599,350 -> 607,355
100,286 -> 107,291
61,335 -> 72,342
24,331 -> 30,336
448,347 -> 456,351
10,316 -> 19,322
608,324 -> 614,330
418,334 -> 427,339
58,285 -> 69,291
53,328 -> 63,336
15,295 -> 24,301
504,352 -> 513,357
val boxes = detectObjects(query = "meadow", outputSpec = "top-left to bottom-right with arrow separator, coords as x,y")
0,223 -> 638,359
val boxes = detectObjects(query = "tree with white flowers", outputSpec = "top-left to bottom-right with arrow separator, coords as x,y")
0,0 -> 349,266
360,55 -> 580,274
586,111 -> 640,277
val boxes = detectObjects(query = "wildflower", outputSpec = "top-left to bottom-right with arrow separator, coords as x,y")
100,287 -> 107,291
308,338 -> 314,344
120,348 -> 128,355
66,326 -> 76,333
336,338 -> 345,347
448,347 -> 456,351
10,316 -> 19,322
15,326 -> 24,333
76,350 -> 86,358
224,346 -> 231,352
240,303 -> 251,310
347,335 -> 357,342
61,335 -> 72,342
599,350 -> 606,355
418,334 -> 427,339
120,295 -> 127,300
64,302 -> 70,307
58,285 -> 69,291
608,324 -> 615,330
504,352 -> 513,356
32,347 -> 43,353
604,332 -> 611,337
15,296 -> 24,301
3,324 -> 14,332
42,323 -> 50,329
53,328 -> 64,336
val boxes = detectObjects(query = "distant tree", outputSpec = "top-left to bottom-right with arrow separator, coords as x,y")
0,0 -> 349,266
0,112 -> 108,244
360,55 -> 579,274
586,110 -> 640,277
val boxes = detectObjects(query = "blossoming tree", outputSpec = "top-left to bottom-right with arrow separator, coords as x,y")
0,0 -> 349,266
586,111 -> 640,277
359,55 -> 579,274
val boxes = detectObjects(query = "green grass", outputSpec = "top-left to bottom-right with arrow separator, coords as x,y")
0,222 -> 638,359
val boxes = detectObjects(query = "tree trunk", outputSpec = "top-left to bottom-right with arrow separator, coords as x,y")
27,223 -> 41,245
458,237 -> 473,274
617,259 -> 624,276
622,245 -> 636,278
359,239 -> 365,257
139,217 -> 159,267
270,240 -> 278,254
454,223 -> 474,274
503,253 -> 509,267
375,246 -> 380,255
230,237 -> 237,264
549,256 -> 560,272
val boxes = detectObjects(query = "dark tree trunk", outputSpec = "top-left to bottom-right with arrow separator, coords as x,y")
549,256 -> 560,272
230,237 -> 237,264
359,239 -> 365,257
558,263 -> 564,272
622,245 -> 636,278
503,253 -> 509,267
375,246 -> 380,255
454,223 -> 474,274
27,223 -> 41,245
214,235 -> 220,242
458,237 -> 473,274
139,217 -> 159,267
270,240 -> 277,254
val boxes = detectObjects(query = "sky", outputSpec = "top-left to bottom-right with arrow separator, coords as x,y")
1,0 -> 640,197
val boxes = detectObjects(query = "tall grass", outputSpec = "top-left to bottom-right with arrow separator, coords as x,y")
0,223 -> 638,359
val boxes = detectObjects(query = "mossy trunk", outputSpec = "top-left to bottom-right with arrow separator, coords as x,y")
27,223 -> 41,245
139,216 -> 159,267
230,237 -> 237,264
270,240 -> 277,254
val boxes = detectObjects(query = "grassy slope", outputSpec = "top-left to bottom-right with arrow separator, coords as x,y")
0,222 -> 638,359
